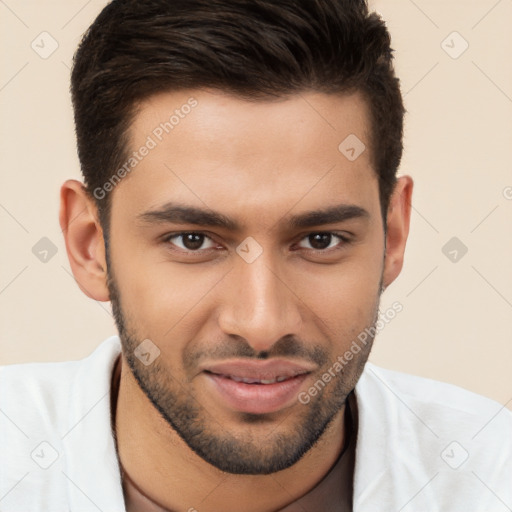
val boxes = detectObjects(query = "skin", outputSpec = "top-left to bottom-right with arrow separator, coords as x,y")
59,89 -> 412,511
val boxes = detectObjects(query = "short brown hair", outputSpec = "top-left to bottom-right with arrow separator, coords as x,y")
71,0 -> 405,229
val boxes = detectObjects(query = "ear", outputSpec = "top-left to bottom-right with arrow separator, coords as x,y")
382,175 -> 413,289
59,179 -> 110,301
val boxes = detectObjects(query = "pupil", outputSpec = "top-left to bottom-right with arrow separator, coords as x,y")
183,233 -> 204,250
309,233 -> 331,250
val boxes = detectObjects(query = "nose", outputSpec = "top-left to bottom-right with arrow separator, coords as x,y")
217,254 -> 302,353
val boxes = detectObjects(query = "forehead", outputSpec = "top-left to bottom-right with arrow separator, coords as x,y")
111,89 -> 379,225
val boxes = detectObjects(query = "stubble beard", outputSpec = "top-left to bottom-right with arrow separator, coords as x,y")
106,261 -> 379,475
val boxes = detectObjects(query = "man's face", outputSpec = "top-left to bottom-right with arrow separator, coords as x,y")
106,89 -> 385,474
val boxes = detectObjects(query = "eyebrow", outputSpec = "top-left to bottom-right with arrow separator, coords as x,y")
137,202 -> 369,231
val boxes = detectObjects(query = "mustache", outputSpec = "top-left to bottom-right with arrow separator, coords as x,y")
184,334 -> 329,369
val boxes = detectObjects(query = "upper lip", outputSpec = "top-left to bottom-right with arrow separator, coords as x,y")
201,359 -> 316,381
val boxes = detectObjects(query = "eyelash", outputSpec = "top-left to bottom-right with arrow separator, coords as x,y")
161,231 -> 352,254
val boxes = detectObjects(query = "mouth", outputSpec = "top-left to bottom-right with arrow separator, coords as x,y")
213,374 -> 297,384
204,370 -> 309,384
201,359 -> 315,414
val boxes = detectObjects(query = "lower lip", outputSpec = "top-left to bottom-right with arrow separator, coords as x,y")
204,372 -> 309,414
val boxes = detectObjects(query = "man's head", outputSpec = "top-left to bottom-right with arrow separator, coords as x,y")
71,0 -> 405,230
60,0 -> 412,476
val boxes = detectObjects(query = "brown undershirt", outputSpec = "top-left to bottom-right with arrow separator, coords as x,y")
110,356 -> 357,512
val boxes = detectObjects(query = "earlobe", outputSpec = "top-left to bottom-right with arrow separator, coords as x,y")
382,175 -> 413,289
59,179 -> 110,302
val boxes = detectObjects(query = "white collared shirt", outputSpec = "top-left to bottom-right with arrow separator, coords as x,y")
1,336 -> 511,511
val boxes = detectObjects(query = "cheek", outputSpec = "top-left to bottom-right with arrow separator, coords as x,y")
112,248 -> 221,341
295,245 -> 383,324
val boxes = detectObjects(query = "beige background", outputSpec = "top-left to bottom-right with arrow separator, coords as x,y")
0,1 -> 511,411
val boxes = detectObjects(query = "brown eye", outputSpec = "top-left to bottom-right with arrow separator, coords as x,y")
297,232 -> 348,251
166,232 -> 216,251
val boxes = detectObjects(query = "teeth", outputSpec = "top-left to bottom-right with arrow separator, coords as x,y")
229,375 -> 290,384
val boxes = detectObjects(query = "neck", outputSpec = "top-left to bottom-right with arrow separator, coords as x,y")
113,355 -> 348,512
